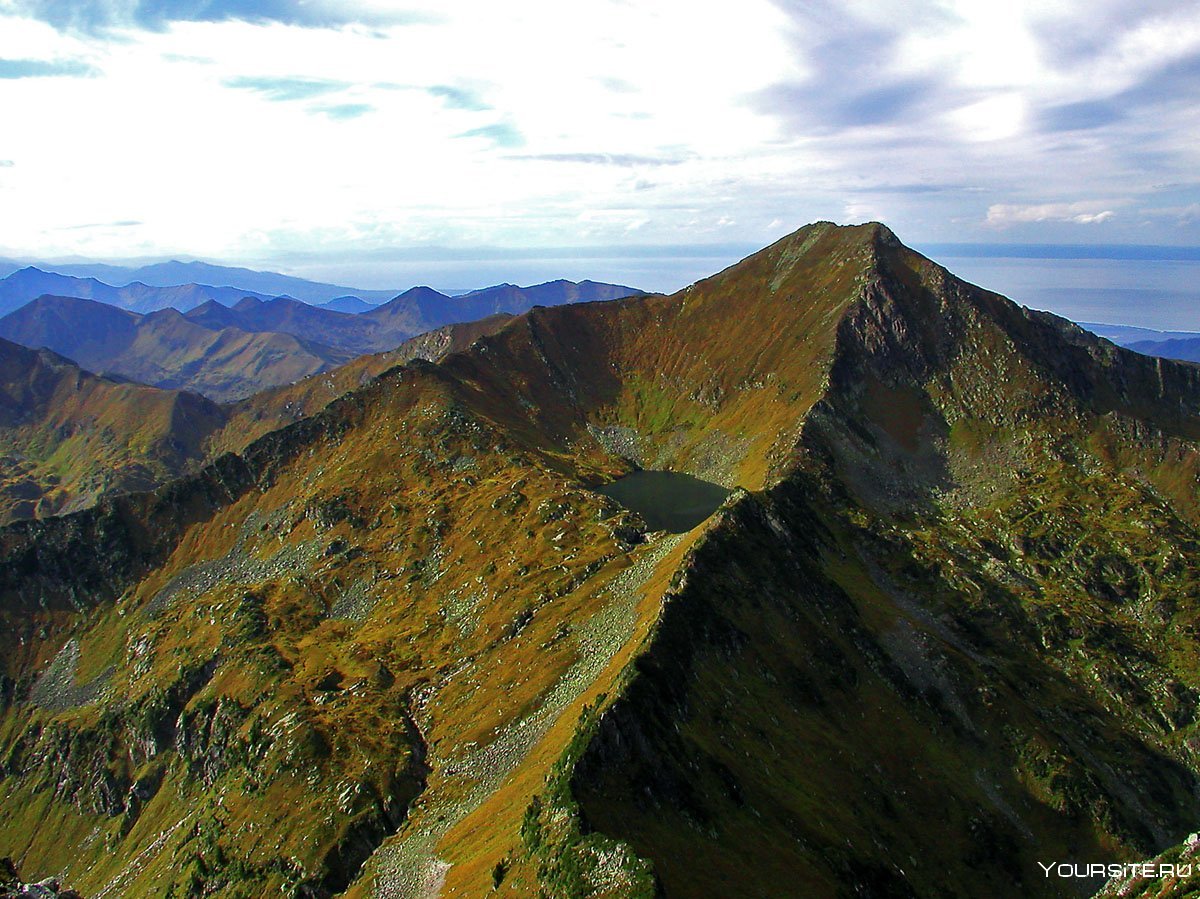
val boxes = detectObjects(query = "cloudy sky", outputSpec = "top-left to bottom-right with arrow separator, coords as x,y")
0,0 -> 1198,289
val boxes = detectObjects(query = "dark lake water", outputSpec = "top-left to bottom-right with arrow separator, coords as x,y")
598,470 -> 731,534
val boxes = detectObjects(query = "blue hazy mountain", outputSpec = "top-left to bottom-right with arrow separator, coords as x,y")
0,294 -> 353,402
1079,322 -> 1200,345
0,267 -> 275,318
318,295 -> 378,313
1076,322 -> 1200,365
1126,338 -> 1200,363
32,260 -> 399,305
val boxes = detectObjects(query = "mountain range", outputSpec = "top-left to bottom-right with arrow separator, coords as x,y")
35,260 -> 404,305
1126,336 -> 1200,363
3,223 -> 1200,897
0,258 -> 643,322
0,259 -> 400,310
0,316 -> 513,525
1082,322 -> 1200,364
0,296 -> 355,403
0,267 -> 277,318
0,281 -> 643,402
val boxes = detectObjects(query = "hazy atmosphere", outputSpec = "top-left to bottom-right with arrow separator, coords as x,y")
1,0 -> 1199,292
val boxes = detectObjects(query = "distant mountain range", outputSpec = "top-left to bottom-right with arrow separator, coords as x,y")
0,315 -> 511,524
0,296 -> 355,403
1081,322 -> 1200,364
0,258 -> 400,307
0,281 -> 645,401
0,267 -> 278,318
0,256 -> 645,318
0,262 -> 641,324
1127,336 -> 1200,363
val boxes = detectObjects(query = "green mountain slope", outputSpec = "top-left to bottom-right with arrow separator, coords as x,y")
0,318 -> 511,525
2,223 -> 1200,898
0,337 -> 225,524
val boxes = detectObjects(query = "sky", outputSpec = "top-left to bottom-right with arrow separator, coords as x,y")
0,0 -> 1198,291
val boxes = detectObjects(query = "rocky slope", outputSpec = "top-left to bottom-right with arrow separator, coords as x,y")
2,223 -> 1200,898
1,857 -> 81,898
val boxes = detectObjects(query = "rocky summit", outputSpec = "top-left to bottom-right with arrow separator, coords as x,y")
4,222 -> 1200,897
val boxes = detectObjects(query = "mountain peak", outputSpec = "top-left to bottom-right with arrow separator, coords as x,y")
10,222 -> 1200,898
399,285 -> 448,297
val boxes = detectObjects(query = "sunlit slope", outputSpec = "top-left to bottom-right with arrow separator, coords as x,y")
208,314 -> 514,458
554,227 -> 1200,898
0,337 -> 225,524
439,221 -> 877,490
0,222 -> 872,897
5,222 -> 1200,898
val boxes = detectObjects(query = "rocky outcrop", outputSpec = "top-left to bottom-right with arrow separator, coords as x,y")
0,858 -> 82,898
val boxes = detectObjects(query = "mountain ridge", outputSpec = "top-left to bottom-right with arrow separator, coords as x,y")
0,295 -> 354,402
0,336 -> 225,525
3,223 -> 1200,897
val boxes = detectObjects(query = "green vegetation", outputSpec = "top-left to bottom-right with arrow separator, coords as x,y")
4,222 -> 1200,897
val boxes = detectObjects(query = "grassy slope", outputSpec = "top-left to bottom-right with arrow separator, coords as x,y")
4,223 -> 1200,898
552,229 -> 1200,898
0,339 -> 226,524
0,223 -> 866,896
0,358 -> 638,895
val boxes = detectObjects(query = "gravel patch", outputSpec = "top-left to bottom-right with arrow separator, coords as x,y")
367,533 -> 684,899
330,577 -> 383,622
587,424 -> 646,466
29,638 -> 112,712
145,506 -> 321,617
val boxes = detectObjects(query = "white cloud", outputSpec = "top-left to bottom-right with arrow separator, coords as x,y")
986,202 -> 1118,227
0,0 -> 1197,275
